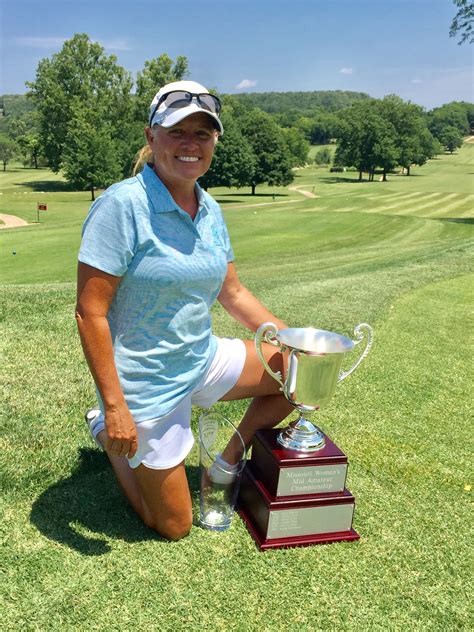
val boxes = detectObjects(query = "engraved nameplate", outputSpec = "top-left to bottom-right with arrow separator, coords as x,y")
267,504 -> 354,539
276,464 -> 347,496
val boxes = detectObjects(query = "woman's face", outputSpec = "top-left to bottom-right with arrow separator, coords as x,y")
146,112 -> 218,189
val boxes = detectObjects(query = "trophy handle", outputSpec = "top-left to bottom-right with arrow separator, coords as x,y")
338,323 -> 373,382
255,322 -> 285,387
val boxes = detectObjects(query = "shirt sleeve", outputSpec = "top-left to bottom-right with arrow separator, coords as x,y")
78,191 -> 137,276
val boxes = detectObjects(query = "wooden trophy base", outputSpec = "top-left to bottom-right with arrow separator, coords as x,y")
237,429 -> 360,550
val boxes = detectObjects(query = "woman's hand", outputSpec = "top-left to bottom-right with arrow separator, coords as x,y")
104,404 -> 138,458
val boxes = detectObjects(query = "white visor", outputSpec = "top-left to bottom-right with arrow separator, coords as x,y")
149,80 -> 224,134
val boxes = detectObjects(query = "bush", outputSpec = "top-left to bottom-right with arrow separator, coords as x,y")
314,147 -> 332,165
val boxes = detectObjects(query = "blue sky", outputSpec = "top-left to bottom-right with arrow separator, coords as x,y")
1,0 -> 472,109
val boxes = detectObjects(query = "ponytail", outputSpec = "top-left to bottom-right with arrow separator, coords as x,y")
132,145 -> 153,176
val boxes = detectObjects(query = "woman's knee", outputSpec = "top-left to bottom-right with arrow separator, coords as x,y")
266,347 -> 285,372
133,461 -> 193,540
150,511 -> 193,541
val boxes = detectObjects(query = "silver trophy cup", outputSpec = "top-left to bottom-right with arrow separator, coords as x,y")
255,322 -> 374,452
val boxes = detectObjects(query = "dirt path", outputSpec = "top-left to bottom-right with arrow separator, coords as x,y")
0,214 -> 30,229
288,185 -> 319,199
464,135 -> 474,144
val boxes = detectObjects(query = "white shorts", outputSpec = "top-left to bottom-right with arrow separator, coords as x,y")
92,337 -> 247,470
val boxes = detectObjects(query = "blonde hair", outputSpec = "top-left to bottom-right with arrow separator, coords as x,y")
132,144 -> 153,176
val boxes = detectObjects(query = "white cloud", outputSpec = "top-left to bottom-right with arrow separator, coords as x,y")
235,79 -> 258,90
339,67 -> 353,75
411,78 -> 423,84
15,37 -> 66,49
99,39 -> 131,52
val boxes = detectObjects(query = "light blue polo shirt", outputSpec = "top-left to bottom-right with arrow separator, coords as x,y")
78,164 -> 234,422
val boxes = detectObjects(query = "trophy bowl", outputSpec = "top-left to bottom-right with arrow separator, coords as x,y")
255,322 -> 373,452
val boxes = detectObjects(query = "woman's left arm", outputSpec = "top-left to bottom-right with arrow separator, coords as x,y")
217,262 -> 287,332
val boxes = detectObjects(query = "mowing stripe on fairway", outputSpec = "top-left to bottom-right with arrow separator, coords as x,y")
426,193 -> 474,217
400,192 -> 473,218
362,190 -> 417,202
393,192 -> 450,215
364,192 -> 431,213
382,193 -> 459,217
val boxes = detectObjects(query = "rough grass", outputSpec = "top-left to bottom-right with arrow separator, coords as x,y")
1,144 -> 473,631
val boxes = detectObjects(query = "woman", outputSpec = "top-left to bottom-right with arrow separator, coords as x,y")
76,80 -> 293,540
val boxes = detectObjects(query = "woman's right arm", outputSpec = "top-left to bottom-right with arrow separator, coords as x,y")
75,262 -> 138,458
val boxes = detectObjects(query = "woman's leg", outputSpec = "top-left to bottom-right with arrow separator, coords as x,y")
133,461 -> 192,540
96,429 -> 192,540
92,340 -> 288,534
220,340 -> 294,463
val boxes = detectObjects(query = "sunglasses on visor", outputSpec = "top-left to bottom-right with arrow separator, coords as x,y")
149,91 -> 222,126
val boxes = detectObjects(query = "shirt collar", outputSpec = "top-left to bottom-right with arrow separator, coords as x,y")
137,164 -> 209,218
136,164 -> 176,214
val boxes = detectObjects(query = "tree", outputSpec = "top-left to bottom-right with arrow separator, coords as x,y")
27,34 -> 133,174
430,138 -> 445,157
428,102 -> 470,140
62,103 -> 122,200
306,110 -> 339,145
13,110 -> 43,168
314,147 -> 332,166
439,125 -> 464,153
240,110 -> 294,194
4,115 -> 28,142
17,131 -> 42,168
377,95 -> 437,175
0,135 -> 17,171
450,0 -> 474,44
230,90 -> 370,115
220,94 -> 255,121
282,127 -> 310,166
199,110 -> 256,190
371,125 -> 399,181
335,101 -> 399,181
275,108 -> 307,128
134,54 -> 188,121
408,127 -> 440,170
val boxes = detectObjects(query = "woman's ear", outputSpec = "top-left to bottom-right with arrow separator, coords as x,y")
145,126 -> 155,148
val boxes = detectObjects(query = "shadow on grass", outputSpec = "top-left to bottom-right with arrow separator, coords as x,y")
15,180 -> 76,192
437,217 -> 474,225
319,172 -> 428,185
30,448 -> 200,556
215,192 -> 289,203
217,192 -> 288,198
317,176 -> 366,184
395,173 -> 426,177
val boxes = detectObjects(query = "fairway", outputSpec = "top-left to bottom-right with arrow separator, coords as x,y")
1,145 -> 473,630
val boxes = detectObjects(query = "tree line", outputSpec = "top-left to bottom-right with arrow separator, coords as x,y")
0,33 -> 472,197
333,97 -> 472,181
0,34 -> 305,199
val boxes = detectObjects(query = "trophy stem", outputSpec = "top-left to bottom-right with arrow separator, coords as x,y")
277,414 -> 326,452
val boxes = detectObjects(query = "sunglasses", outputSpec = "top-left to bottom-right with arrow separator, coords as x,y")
149,91 -> 222,126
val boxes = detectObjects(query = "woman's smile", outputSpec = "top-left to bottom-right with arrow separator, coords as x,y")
176,156 -> 200,162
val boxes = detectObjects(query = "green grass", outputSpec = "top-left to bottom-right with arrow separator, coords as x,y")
1,145 -> 473,630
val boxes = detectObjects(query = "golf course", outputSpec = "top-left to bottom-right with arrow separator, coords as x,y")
1,143 -> 472,630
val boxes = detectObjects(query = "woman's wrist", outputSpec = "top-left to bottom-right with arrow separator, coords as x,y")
102,395 -> 128,411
